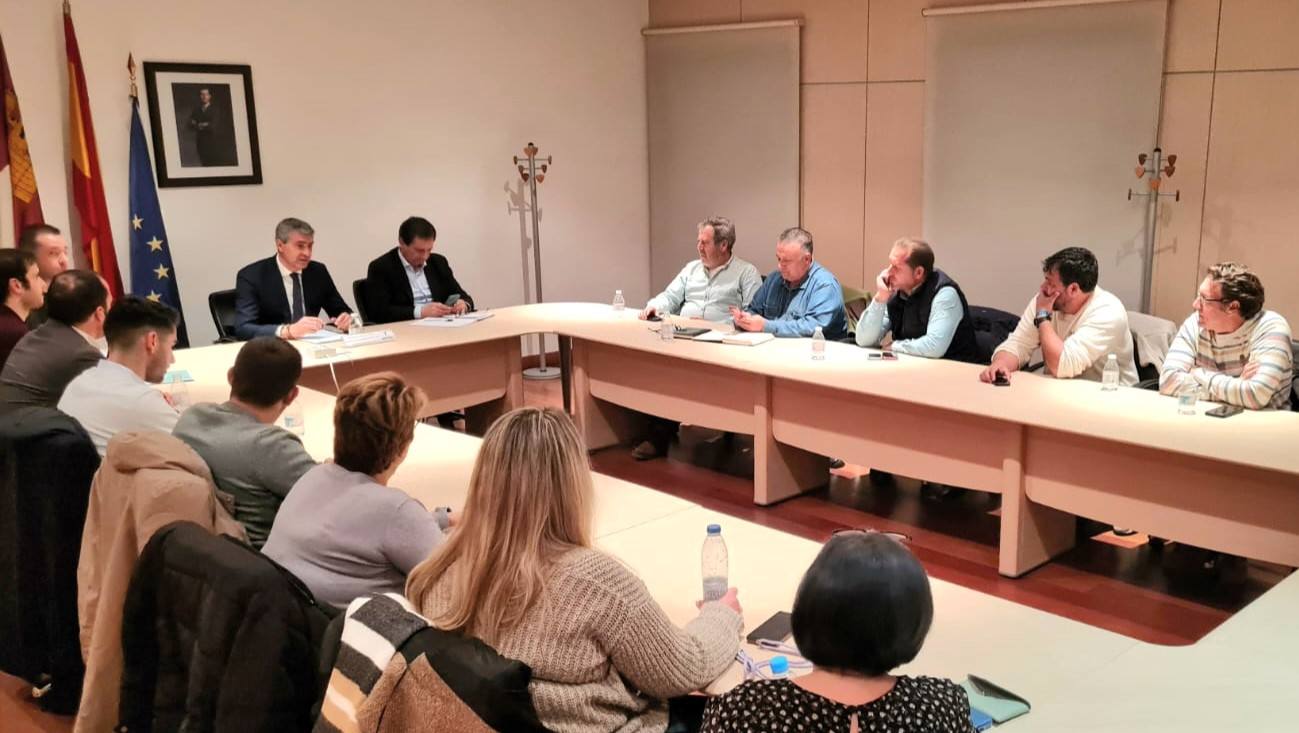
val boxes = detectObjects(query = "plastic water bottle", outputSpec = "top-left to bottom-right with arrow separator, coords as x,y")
612,290 -> 626,311
348,313 -> 363,335
768,656 -> 790,680
1177,383 -> 1199,415
1101,353 -> 1119,391
811,326 -> 826,360
701,524 -> 728,602
281,400 -> 306,436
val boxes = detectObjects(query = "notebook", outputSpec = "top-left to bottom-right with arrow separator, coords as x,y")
961,675 -> 1030,727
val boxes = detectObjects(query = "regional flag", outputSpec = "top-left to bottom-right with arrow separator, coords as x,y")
65,4 -> 124,297
129,95 -> 189,347
1,32 -> 45,243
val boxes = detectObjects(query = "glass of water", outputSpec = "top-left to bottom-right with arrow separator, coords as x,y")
659,320 -> 674,341
1177,383 -> 1199,415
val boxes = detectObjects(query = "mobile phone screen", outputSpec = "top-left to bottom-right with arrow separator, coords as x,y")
746,611 -> 793,644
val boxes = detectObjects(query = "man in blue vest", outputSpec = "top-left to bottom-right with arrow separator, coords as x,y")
854,237 -> 980,363
854,238 -> 979,498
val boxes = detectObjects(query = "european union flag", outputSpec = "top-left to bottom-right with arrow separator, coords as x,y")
128,96 -> 189,347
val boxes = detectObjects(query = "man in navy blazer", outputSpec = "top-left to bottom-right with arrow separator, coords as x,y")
234,218 -> 353,341
362,216 -> 474,324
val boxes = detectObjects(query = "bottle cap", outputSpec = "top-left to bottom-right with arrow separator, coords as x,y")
706,523 -> 722,535
769,656 -> 789,676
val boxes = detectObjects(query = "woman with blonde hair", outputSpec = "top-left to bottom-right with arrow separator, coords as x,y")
407,407 -> 742,733
264,372 -> 450,610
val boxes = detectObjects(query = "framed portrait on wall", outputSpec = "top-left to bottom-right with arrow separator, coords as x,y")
142,62 -> 263,187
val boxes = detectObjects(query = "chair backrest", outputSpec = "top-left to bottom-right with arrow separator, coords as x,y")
352,278 -> 371,324
0,407 -> 99,714
1291,339 -> 1298,412
119,521 -> 331,733
208,289 -> 238,343
1130,332 -> 1161,385
968,305 -> 1020,365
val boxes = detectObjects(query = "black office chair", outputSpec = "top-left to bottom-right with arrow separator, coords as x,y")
1290,339 -> 1298,412
968,305 -> 1019,365
208,289 -> 239,343
351,279 -> 371,325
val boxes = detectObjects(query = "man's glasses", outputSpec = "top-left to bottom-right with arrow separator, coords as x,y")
1194,294 -> 1225,305
831,528 -> 912,543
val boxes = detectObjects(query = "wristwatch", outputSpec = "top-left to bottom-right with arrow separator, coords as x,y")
1033,309 -> 1051,328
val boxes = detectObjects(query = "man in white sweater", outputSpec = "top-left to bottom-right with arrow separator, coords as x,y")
980,246 -> 1137,385
59,296 -> 180,456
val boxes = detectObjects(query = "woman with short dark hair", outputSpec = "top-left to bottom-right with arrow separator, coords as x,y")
700,531 -> 973,732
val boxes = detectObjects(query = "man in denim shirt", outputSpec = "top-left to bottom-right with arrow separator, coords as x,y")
732,227 -> 847,340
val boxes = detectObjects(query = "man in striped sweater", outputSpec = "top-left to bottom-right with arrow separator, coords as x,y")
1160,262 -> 1293,410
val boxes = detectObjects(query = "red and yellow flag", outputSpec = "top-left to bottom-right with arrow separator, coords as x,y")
64,4 -> 123,297
1,33 -> 45,243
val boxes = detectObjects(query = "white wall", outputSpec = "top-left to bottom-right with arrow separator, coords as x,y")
0,0 -> 650,346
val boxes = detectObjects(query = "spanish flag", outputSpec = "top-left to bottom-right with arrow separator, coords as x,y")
1,32 -> 45,243
65,3 -> 123,298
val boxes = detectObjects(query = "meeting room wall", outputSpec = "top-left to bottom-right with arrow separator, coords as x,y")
0,0 -> 651,347
649,0 -> 1299,329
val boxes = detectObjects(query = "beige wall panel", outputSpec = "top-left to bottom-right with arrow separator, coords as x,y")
743,0 -> 869,82
800,85 -> 867,288
1217,0 -> 1299,71
1150,73 -> 1213,323
648,0 -> 741,27
864,81 -> 925,285
1164,0 -> 1220,72
1201,71 -> 1299,327
868,0 -> 927,81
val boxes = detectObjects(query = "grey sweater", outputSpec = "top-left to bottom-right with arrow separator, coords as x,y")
263,463 -> 448,610
173,401 -> 316,549
416,547 -> 743,733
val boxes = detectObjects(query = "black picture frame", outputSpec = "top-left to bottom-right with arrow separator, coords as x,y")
142,61 -> 263,187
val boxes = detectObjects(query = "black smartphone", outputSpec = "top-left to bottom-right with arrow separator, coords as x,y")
746,611 -> 793,644
1206,404 -> 1244,418
646,313 -> 662,322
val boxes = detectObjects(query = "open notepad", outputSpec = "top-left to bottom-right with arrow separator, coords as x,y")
690,330 -> 774,346
412,312 -> 496,328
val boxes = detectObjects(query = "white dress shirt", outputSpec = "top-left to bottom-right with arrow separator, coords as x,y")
400,250 -> 434,319
57,359 -> 180,457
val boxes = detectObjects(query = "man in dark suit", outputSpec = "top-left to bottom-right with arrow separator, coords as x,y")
234,217 -> 353,341
0,270 -> 109,414
362,216 -> 474,324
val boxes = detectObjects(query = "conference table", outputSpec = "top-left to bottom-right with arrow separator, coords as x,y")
180,302 -> 1299,579
168,345 -> 1299,731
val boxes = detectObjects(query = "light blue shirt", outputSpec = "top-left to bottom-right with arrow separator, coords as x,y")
745,262 -> 847,340
401,251 -> 433,319
854,287 -> 962,358
646,256 -> 762,323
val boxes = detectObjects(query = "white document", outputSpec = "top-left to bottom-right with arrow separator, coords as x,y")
721,332 -> 773,346
413,312 -> 495,328
299,331 -> 343,344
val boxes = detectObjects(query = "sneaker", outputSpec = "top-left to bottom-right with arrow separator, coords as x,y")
631,440 -> 666,461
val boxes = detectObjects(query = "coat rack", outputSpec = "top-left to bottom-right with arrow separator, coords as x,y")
1128,147 -> 1180,313
515,142 -> 558,380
